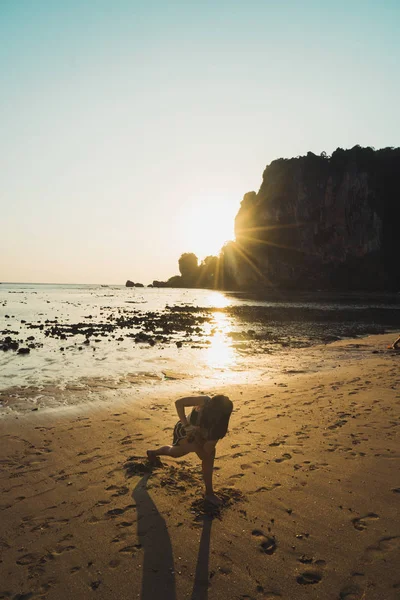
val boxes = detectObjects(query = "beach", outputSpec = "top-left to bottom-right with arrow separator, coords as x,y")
1,332 -> 399,600
2,1 -> 400,598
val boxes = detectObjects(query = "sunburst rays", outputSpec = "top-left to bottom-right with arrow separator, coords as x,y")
236,222 -> 320,257
192,219 -> 315,290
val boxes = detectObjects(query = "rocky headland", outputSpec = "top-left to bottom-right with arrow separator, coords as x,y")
231,146 -> 400,291
153,146 -> 400,292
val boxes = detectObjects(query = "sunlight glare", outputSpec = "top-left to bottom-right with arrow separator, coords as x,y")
179,194 -> 238,260
203,292 -> 233,309
206,312 -> 235,370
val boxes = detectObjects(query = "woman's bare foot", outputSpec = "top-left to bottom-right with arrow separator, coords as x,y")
205,493 -> 223,506
146,450 -> 157,463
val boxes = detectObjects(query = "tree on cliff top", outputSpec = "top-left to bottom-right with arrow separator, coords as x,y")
178,253 -> 199,283
197,255 -> 218,288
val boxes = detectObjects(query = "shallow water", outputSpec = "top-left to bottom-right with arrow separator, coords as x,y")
1,283 -> 399,413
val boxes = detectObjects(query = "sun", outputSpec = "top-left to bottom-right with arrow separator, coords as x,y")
179,194 -> 238,260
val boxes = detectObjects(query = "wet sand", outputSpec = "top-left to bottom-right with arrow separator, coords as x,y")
0,333 -> 399,599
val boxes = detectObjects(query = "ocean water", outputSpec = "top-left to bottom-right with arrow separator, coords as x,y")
1,283 -> 399,413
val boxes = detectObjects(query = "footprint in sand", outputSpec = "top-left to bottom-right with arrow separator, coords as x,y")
106,485 -> 129,497
109,559 -> 121,568
240,463 -> 256,470
88,516 -> 100,524
80,454 -> 102,464
70,566 -> 81,574
351,513 -> 379,531
77,447 -> 100,457
116,521 -> 134,528
232,451 -> 250,459
275,453 -> 292,463
119,544 -> 141,555
51,545 -> 76,556
95,499 -> 111,506
120,436 -> 133,446
111,533 -> 129,543
252,529 -> 277,555
298,556 -> 326,567
339,583 -> 365,599
248,483 -> 281,495
16,553 -> 40,566
90,581 -> 102,591
328,419 -> 348,430
296,571 -> 322,585
105,505 -> 136,518
364,535 -> 400,561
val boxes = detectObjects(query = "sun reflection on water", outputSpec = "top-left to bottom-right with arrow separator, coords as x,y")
204,292 -> 233,309
206,312 -> 235,369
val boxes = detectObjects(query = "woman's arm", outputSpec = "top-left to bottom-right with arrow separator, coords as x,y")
175,395 -> 211,426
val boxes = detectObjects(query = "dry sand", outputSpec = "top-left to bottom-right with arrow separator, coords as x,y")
0,333 -> 399,600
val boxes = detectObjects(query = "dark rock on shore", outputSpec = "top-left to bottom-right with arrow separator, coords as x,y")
17,347 -> 30,355
126,280 -> 144,287
20,305 -> 215,354
1,337 -> 19,351
6,293 -> 399,362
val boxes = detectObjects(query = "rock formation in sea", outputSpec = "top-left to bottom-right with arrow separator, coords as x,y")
126,280 -> 144,287
152,254 -> 218,289
226,146 -> 400,291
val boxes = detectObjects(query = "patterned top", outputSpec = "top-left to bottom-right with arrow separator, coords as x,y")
172,396 -> 211,446
189,396 -> 211,427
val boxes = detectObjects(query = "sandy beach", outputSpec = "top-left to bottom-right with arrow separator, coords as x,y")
2,2 -> 400,598
0,333 -> 399,600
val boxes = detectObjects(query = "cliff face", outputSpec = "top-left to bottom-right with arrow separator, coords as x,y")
230,146 -> 400,290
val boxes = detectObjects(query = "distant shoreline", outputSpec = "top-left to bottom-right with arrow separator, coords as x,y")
2,281 -> 400,295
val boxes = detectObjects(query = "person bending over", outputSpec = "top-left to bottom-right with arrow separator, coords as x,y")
147,394 -> 233,506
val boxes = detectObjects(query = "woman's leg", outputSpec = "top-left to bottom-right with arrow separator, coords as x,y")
147,445 -> 186,459
147,439 -> 198,461
195,447 -> 222,506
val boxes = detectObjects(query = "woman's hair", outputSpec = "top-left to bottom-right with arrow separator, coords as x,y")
200,395 -> 233,441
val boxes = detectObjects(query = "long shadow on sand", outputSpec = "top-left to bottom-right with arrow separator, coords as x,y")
190,516 -> 213,600
133,474 -> 213,600
133,475 -> 177,600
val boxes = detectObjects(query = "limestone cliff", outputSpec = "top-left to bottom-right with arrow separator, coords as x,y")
228,146 -> 400,291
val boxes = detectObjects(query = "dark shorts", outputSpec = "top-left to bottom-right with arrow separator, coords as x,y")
172,421 -> 196,446
172,421 -> 187,446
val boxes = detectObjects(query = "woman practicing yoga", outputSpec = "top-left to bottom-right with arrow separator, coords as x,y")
147,394 -> 233,506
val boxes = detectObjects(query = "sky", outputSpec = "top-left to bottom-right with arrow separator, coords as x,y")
1,0 -> 399,284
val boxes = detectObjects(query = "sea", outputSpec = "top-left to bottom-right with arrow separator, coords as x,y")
1,283 -> 399,415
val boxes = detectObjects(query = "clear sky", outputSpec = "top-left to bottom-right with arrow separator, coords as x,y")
1,0 -> 399,284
